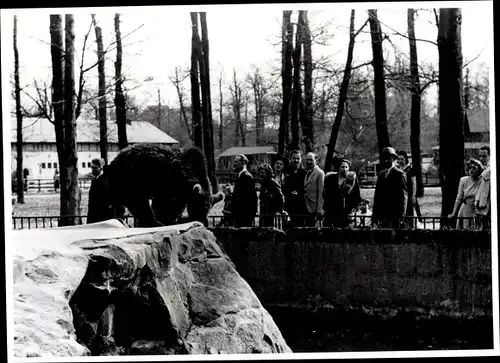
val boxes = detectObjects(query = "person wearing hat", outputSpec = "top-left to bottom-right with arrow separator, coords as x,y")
232,154 -> 258,227
372,146 -> 408,228
322,157 -> 361,228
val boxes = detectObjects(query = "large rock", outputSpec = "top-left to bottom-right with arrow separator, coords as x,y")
12,220 -> 291,357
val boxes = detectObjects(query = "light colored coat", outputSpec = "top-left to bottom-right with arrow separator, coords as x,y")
303,165 -> 325,214
475,166 -> 490,216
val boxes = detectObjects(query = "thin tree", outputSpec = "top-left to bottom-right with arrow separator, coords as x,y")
368,9 -> 391,159
114,13 -> 128,149
300,10 -> 314,153
199,12 -> 218,193
438,8 -> 465,221
324,10 -> 368,172
407,9 -> 424,197
248,68 -> 267,146
218,70 -> 224,150
91,14 -> 108,164
169,67 -> 192,139
190,12 -> 203,149
230,69 -> 244,146
14,15 -> 25,204
290,11 -> 303,151
279,11 -> 293,155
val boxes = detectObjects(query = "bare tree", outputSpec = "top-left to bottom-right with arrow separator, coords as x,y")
218,70 -> 224,150
114,14 -> 128,149
14,15 -> 25,204
368,9 -> 391,159
169,66 -> 192,139
300,10 -> 315,153
438,8 -> 465,221
230,69 -> 244,146
279,11 -> 293,154
91,14 -> 108,164
190,12 -> 203,149
247,68 -> 265,147
324,10 -> 368,172
407,9 -> 424,197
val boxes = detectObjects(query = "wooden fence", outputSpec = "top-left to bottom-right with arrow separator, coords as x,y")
12,178 -> 92,193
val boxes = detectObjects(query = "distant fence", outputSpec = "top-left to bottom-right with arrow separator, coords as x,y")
12,214 -> 484,231
12,178 -> 92,193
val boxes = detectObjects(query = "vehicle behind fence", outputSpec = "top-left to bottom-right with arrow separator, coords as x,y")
12,214 -> 484,231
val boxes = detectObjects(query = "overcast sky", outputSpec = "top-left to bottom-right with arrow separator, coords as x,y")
0,1 -> 494,112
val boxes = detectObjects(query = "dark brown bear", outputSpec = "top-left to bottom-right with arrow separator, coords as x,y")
105,143 -> 223,227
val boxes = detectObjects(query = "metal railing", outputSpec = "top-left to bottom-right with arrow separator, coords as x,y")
12,214 -> 487,231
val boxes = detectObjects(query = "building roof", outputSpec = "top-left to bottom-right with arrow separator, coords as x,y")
218,146 -> 276,158
466,108 -> 489,133
432,142 -> 489,151
11,118 -> 178,144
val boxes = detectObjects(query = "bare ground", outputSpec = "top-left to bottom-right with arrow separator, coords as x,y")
11,187 -> 443,217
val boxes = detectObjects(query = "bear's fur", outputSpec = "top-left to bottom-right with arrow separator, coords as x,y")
105,143 -> 223,227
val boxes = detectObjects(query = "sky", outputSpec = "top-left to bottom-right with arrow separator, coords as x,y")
0,1 -> 494,112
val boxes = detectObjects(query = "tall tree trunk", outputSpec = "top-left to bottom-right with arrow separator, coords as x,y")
290,11 -> 303,151
301,11 -> 314,153
368,9 -> 391,159
232,70 -> 242,146
190,13 -> 203,149
114,14 -> 128,149
251,70 -> 263,146
199,12 -> 218,193
279,11 -> 293,155
325,10 -> 357,172
218,72 -> 224,151
55,14 -> 80,225
50,15 -> 65,171
92,15 -> 108,164
408,9 -> 424,197
14,15 -> 25,204
242,93 -> 248,147
438,8 -> 465,221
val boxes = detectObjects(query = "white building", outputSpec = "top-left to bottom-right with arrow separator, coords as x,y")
11,118 -> 179,179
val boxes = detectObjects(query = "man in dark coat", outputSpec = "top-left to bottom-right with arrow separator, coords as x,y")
323,158 -> 361,228
372,147 -> 408,228
87,158 -> 125,224
282,150 -> 308,226
232,154 -> 258,227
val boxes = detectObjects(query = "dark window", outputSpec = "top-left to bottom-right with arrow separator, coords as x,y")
87,162 -> 92,168
41,163 -> 46,169
82,162 -> 86,168
48,163 -> 52,168
54,163 -> 58,169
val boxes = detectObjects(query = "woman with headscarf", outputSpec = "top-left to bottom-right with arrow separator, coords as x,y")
448,158 -> 484,229
272,154 -> 288,187
258,163 -> 286,228
322,157 -> 361,228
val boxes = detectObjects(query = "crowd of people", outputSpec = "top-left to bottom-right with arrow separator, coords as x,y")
83,145 -> 491,230
218,145 -> 491,230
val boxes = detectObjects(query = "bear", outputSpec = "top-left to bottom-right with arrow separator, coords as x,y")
105,143 -> 223,227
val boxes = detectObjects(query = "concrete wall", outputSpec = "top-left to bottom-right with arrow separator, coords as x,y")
209,228 -> 493,316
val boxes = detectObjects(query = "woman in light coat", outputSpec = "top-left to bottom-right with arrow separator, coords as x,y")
448,158 -> 484,229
